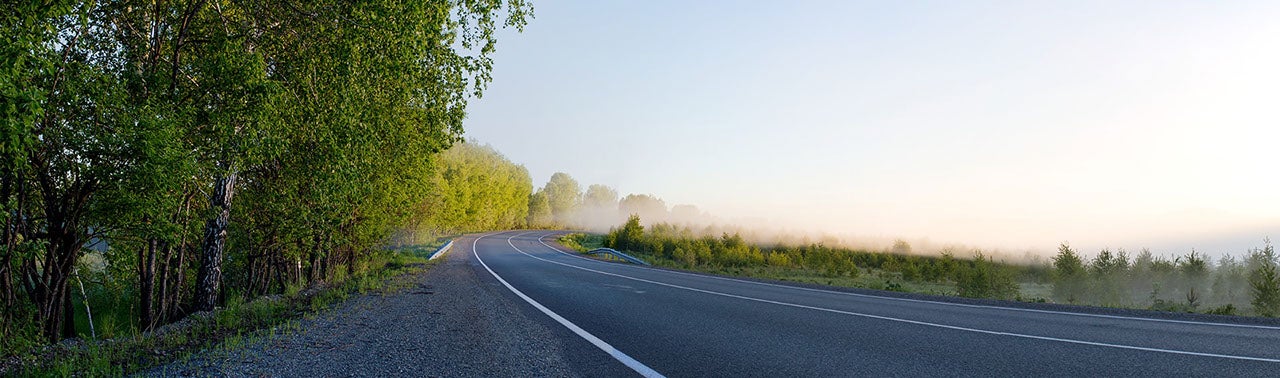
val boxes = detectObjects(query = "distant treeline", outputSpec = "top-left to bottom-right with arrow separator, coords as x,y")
1,0 -> 532,353
522,172 -> 716,232
596,216 -> 1280,317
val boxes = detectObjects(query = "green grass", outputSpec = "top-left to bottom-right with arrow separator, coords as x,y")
395,235 -> 460,259
654,259 -> 959,296
10,245 -> 438,377
559,233 -> 604,252
554,234 -> 1057,302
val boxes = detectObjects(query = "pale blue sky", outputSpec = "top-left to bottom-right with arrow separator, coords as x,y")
466,1 -> 1280,257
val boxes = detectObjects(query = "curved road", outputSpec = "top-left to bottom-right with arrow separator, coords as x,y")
466,230 -> 1280,377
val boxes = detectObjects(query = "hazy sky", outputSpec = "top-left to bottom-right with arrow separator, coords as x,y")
465,1 -> 1280,257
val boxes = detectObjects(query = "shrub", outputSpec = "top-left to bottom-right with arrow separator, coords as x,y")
1051,243 -> 1087,303
956,253 -> 1018,300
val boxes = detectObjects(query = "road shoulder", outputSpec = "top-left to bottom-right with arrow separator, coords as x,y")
147,235 -> 613,377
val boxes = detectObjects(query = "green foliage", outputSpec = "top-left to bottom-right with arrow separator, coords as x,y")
405,142 -> 532,240
591,219 -> 1276,317
1088,249 -> 1129,306
13,248 -> 427,375
543,172 -> 582,225
583,185 -> 620,208
891,240 -> 912,255
601,218 -> 1036,297
1206,304 -> 1237,316
559,233 -> 604,253
956,253 -> 1018,300
526,190 -> 555,228
610,215 -> 646,252
1052,243 -> 1087,304
1149,298 -> 1197,313
1249,241 -> 1280,317
1031,241 -> 1279,315
2,0 -> 533,360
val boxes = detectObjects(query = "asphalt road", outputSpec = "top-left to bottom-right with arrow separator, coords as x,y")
469,230 -> 1280,377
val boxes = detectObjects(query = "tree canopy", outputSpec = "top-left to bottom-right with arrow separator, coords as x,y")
1,0 -> 533,344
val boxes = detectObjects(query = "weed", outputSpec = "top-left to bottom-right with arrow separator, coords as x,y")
1206,304 -> 1237,316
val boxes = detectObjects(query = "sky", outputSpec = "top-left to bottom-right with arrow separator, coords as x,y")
464,1 -> 1280,259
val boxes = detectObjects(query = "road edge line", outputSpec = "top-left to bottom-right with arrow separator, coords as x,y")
471,233 -> 666,378
513,232 -> 1280,363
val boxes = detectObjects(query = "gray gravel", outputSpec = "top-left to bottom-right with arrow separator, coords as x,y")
147,237 -> 610,377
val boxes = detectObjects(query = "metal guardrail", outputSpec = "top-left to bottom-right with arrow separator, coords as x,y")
428,240 -> 454,260
586,248 -> 650,266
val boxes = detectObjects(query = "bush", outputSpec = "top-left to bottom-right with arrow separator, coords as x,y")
1051,243 -> 1087,304
956,253 -> 1018,300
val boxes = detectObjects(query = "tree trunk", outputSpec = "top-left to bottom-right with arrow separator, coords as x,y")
165,191 -> 195,321
307,236 -> 320,283
139,238 -> 157,331
61,286 -> 74,338
29,220 -> 85,341
170,242 -> 187,319
195,172 -> 237,312
156,241 -> 171,325
273,250 -> 286,294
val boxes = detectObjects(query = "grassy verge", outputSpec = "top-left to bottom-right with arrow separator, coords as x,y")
555,232 -> 1046,301
558,233 -> 604,252
9,245 -> 441,377
393,235 -> 459,259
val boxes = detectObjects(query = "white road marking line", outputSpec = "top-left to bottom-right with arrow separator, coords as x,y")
506,232 -> 1280,363
471,233 -> 666,378
533,232 -> 1280,331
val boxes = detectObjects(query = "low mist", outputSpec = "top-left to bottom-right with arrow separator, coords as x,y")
534,174 -> 1042,264
533,172 -> 1275,268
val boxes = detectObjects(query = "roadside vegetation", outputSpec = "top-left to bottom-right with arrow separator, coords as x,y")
1,0 -> 535,374
565,216 -> 1280,317
7,2 -> 1275,374
8,245 -> 437,376
558,233 -> 604,253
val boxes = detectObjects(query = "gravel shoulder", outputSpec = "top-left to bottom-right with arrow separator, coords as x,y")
148,234 -> 630,377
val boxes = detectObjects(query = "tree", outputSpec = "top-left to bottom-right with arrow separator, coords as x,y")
609,215 -> 645,252
956,252 -> 1018,300
407,142 -> 532,238
669,204 -> 708,225
575,184 -> 622,231
1250,241 -> 1280,317
2,0 -> 534,341
527,190 -> 554,228
1212,255 -> 1247,305
1178,250 -> 1209,308
3,1 -> 137,339
542,172 -> 581,226
619,194 -> 668,224
1089,248 -> 1129,306
891,240 -> 912,255
583,184 -> 619,209
188,0 -> 534,311
1052,243 -> 1087,304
